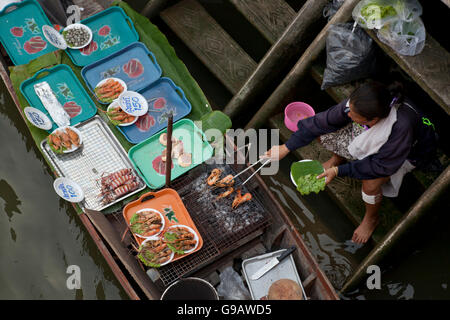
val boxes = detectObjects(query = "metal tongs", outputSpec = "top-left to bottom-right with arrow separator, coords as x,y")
233,158 -> 271,186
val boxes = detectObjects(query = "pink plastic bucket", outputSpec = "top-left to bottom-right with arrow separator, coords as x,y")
284,102 -> 315,132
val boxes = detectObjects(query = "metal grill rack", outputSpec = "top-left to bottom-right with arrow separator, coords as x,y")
156,162 -> 272,286
40,116 -> 146,211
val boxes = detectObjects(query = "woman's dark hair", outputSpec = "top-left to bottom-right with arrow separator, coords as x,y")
349,81 -> 403,120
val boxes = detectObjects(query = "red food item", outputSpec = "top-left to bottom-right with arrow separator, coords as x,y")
23,36 -> 47,54
98,25 -> 111,36
152,155 -> 173,175
122,58 -> 144,78
10,27 -> 23,37
135,114 -> 155,132
153,97 -> 166,109
80,41 -> 98,56
63,101 -> 82,118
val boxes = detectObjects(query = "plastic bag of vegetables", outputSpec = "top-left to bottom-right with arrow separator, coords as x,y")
392,0 -> 422,23
321,23 -> 376,90
352,0 -> 399,29
377,17 -> 426,56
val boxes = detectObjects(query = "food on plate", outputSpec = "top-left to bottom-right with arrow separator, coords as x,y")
62,26 -> 91,48
97,168 -> 139,205
107,105 -> 136,126
267,279 -> 303,300
231,188 -> 252,209
137,239 -> 173,268
159,132 -> 178,146
163,226 -> 197,255
161,141 -> 184,162
177,153 -> 192,168
216,187 -> 234,200
47,127 -> 81,154
94,78 -> 125,103
295,174 -> 325,196
129,210 -> 164,237
207,168 -> 222,186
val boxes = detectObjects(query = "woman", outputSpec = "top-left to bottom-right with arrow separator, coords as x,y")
262,81 -> 437,244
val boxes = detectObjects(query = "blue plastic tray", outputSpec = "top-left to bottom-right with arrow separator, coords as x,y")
66,7 -> 139,66
117,77 -> 192,144
81,42 -> 162,103
0,0 -> 56,65
20,64 -> 97,132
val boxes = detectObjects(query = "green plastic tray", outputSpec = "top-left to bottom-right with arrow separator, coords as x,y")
128,119 -> 213,189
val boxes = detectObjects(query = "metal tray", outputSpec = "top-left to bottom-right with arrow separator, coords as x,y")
118,77 -> 192,144
40,116 -> 146,211
242,249 -> 307,300
81,42 -> 162,103
66,7 -> 139,66
0,0 -> 56,65
20,64 -> 97,132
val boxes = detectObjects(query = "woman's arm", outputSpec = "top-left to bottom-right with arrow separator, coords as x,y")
285,99 -> 351,151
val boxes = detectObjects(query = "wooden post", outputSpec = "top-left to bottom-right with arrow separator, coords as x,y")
165,113 -> 174,187
223,0 -> 329,119
142,0 -> 171,19
340,166 -> 450,293
244,0 -> 360,130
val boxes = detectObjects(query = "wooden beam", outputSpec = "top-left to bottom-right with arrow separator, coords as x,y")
160,0 -> 257,94
223,0 -> 329,118
228,0 -> 296,44
244,0 -> 362,130
366,30 -> 450,116
340,166 -> 450,293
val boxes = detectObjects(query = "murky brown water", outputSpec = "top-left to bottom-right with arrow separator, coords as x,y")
0,82 -> 128,299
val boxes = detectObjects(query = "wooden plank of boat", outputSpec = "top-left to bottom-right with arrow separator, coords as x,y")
85,209 -> 161,300
160,0 -> 257,94
228,0 -> 296,44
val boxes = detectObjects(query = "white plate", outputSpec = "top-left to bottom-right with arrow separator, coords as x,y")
290,159 -> 326,186
94,78 -> 127,103
131,208 -> 165,239
164,224 -> 199,254
48,126 -> 83,154
107,101 -> 138,127
53,177 -> 84,203
139,237 -> 175,267
62,23 -> 93,49
118,91 -> 149,116
24,106 -> 52,130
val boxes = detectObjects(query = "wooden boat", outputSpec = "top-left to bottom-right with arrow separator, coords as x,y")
0,0 -> 338,300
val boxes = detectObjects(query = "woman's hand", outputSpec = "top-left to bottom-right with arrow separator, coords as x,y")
317,166 -> 338,185
260,144 -> 290,161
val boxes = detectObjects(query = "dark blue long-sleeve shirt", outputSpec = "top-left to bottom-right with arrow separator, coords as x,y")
285,99 -> 434,180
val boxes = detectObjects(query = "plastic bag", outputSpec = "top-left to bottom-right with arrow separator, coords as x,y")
321,23 -> 376,90
352,0 -> 399,29
392,0 -> 422,22
323,0 -> 345,21
217,266 -> 251,300
377,17 -> 426,56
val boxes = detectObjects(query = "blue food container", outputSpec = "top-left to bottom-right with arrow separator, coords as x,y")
81,42 -> 162,103
117,77 -> 192,144
66,7 -> 139,66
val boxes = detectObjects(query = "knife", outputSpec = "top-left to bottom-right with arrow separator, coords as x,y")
250,246 -> 297,280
